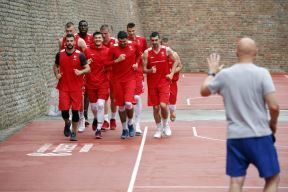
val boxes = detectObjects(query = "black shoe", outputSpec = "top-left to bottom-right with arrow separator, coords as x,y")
70,132 -> 77,141
64,121 -> 71,137
95,130 -> 103,139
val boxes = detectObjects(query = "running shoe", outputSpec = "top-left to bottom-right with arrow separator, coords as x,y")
78,118 -> 86,132
163,124 -> 172,136
64,121 -> 71,137
70,132 -> 77,141
110,119 -> 117,130
154,127 -> 162,139
101,120 -> 110,131
135,123 -> 142,136
95,130 -> 103,139
121,129 -> 129,139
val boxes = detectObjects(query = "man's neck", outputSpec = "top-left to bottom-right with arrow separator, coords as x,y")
78,33 -> 87,38
65,48 -> 75,55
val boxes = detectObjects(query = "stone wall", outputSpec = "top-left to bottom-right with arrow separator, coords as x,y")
138,0 -> 288,72
0,0 -> 142,130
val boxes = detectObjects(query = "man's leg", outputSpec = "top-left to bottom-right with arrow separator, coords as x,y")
134,95 -> 142,135
125,102 -> 135,137
264,173 -> 280,192
229,176 -> 245,192
95,99 -> 105,139
61,110 -> 71,137
118,106 -> 128,139
71,110 -> 80,141
84,93 -> 90,125
153,105 -> 162,138
160,102 -> 171,136
110,87 -> 117,130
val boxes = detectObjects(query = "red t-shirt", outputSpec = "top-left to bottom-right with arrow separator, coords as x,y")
128,35 -> 148,74
103,37 -> 117,48
107,41 -> 141,82
85,46 -> 109,89
60,34 -> 81,51
146,46 -> 170,88
55,49 -> 87,91
76,33 -> 93,48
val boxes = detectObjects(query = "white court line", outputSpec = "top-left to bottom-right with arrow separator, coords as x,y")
192,127 -> 225,142
134,185 -> 288,189
79,144 -> 93,152
187,96 -> 219,106
192,127 -> 288,148
182,74 -> 185,78
127,126 -> 148,192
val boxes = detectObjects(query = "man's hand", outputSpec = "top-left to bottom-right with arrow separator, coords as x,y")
269,120 -> 277,134
116,54 -> 126,63
151,66 -> 156,73
132,63 -> 138,71
87,58 -> 93,65
74,69 -> 83,76
166,73 -> 173,80
207,53 -> 224,73
56,73 -> 62,80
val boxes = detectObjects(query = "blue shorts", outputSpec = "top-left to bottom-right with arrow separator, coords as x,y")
226,135 -> 280,178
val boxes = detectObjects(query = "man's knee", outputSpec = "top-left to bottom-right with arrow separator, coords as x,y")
97,99 -> 105,111
118,106 -> 125,112
61,110 -> 69,120
72,110 -> 79,122
125,102 -> 133,110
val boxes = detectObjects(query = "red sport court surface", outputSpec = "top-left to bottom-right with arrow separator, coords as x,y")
0,73 -> 287,192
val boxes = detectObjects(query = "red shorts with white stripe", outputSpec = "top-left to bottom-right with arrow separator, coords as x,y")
135,73 -> 144,95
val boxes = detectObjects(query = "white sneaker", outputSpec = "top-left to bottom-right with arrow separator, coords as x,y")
135,123 -> 142,136
154,127 -> 162,139
163,124 -> 172,136
78,118 -> 86,132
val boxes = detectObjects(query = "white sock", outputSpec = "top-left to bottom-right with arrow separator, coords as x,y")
104,114 -> 109,122
111,112 -> 117,119
79,111 -> 84,119
122,122 -> 128,130
168,104 -> 176,111
90,102 -> 97,119
156,122 -> 162,130
162,118 -> 168,127
134,95 -> 142,125
96,99 -> 105,129
128,118 -> 133,126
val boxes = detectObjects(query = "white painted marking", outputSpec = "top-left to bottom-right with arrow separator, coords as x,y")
52,144 -> 77,153
79,144 -> 93,152
26,152 -> 72,156
186,98 -> 191,106
182,74 -> 185,78
284,75 -> 288,79
127,126 -> 148,192
134,185 -> 288,189
192,127 -> 198,136
36,143 -> 52,153
186,95 -> 220,106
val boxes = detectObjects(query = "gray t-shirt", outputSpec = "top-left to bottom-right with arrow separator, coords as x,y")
208,63 -> 275,139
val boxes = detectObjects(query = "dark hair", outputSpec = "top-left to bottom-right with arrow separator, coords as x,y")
66,33 -> 75,39
65,22 -> 74,28
127,22 -> 135,29
78,20 -> 88,26
93,31 -> 102,37
150,32 -> 160,39
117,31 -> 128,39
161,37 -> 168,43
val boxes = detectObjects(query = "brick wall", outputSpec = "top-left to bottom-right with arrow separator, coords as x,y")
0,0 -> 142,130
138,0 -> 288,72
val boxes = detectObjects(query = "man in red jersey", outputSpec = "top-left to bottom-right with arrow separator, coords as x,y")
127,22 -> 148,136
143,32 -> 178,139
59,22 -> 87,51
77,20 -> 94,132
100,24 -> 118,130
53,34 -> 90,141
161,37 -> 183,122
107,31 -> 141,139
85,31 -> 110,139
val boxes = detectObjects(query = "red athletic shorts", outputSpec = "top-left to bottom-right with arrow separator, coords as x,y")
169,80 -> 178,105
112,79 -> 136,106
135,73 -> 144,95
148,80 -> 170,106
86,82 -> 109,103
59,90 -> 83,111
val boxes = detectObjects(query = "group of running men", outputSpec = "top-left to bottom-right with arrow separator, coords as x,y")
53,20 -> 183,141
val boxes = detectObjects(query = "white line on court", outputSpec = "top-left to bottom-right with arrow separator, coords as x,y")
186,95 -> 220,106
192,127 -> 225,142
36,143 -> 52,153
182,74 -> 185,78
79,144 -> 93,152
127,126 -> 148,192
134,185 -> 288,189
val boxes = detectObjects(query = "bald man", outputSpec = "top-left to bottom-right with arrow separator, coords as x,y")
200,38 -> 280,192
